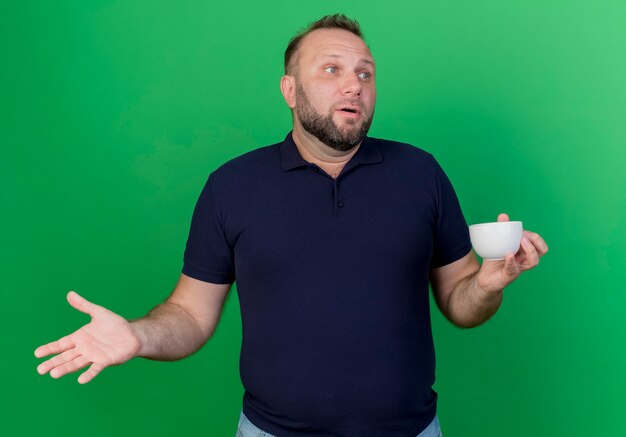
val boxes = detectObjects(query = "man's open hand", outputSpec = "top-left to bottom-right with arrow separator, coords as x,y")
34,291 -> 141,384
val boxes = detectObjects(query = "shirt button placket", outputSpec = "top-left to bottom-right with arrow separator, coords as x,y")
333,180 -> 344,218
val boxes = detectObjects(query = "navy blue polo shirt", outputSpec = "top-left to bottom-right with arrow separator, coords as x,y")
182,131 -> 471,436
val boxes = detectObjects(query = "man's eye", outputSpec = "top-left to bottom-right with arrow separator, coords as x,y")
358,72 -> 371,79
324,67 -> 337,74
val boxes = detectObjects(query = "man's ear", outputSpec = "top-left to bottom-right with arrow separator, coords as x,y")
280,75 -> 296,109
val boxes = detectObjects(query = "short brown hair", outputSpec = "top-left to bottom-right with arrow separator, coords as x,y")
284,14 -> 365,75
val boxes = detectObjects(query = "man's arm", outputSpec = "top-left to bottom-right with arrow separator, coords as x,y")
132,274 -> 232,360
35,273 -> 232,383
429,213 -> 548,328
430,250 -> 501,328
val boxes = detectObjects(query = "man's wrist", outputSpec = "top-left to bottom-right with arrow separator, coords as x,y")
471,272 -> 504,302
129,319 -> 151,358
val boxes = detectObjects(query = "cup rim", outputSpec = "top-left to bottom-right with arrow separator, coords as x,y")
469,221 -> 523,229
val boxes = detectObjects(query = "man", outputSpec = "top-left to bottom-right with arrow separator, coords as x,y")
35,14 -> 548,437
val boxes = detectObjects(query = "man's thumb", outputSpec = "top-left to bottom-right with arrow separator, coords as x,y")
67,291 -> 98,316
504,254 -> 517,277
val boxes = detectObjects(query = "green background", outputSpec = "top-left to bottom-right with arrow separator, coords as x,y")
2,1 -> 624,435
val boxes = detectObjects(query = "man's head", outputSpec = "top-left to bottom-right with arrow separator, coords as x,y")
280,14 -> 376,152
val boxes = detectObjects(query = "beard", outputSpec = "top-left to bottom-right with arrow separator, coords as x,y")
295,82 -> 374,152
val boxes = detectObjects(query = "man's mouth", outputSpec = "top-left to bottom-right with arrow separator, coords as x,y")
336,106 -> 361,116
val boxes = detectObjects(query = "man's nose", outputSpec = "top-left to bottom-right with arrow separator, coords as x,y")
340,74 -> 362,96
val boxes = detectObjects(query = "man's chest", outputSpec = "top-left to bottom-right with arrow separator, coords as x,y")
221,172 -> 438,280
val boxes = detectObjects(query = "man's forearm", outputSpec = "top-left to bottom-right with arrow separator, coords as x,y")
130,302 -> 208,361
447,274 -> 504,328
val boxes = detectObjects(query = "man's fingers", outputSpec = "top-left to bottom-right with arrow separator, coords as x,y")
524,231 -> 549,256
37,347 -> 80,375
67,291 -> 100,316
34,335 -> 75,358
78,363 -> 106,384
497,213 -> 509,222
49,355 -> 90,379
520,236 -> 540,267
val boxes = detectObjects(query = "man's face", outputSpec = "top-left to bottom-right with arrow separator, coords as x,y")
291,28 -> 376,151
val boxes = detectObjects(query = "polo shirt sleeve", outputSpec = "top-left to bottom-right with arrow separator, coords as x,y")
182,174 -> 235,284
430,158 -> 472,268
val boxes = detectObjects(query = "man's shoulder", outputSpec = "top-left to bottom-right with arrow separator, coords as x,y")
211,141 -> 282,179
369,136 -> 437,165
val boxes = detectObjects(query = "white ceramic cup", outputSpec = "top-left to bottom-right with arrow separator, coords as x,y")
469,221 -> 523,260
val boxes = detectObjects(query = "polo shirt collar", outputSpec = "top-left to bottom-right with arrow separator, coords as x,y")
280,130 -> 383,172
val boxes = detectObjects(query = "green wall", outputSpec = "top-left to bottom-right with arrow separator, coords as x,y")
2,1 -> 624,435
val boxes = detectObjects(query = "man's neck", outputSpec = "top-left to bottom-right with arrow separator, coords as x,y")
291,123 -> 361,173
